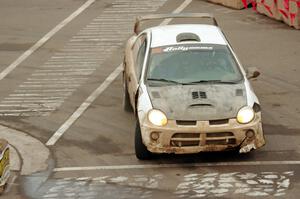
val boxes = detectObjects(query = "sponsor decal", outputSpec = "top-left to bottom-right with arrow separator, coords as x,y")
162,46 -> 213,53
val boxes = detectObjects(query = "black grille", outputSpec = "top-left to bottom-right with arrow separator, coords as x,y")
171,140 -> 199,147
206,132 -> 233,137
209,119 -> 229,125
176,120 -> 197,126
171,133 -> 200,147
206,132 -> 236,145
206,139 -> 236,145
173,133 -> 200,138
170,132 -> 236,147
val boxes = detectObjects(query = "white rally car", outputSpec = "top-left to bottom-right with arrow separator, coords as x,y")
123,13 -> 265,160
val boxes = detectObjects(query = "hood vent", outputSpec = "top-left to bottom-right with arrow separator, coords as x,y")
189,103 -> 212,108
192,91 -> 207,99
192,91 -> 199,99
200,91 -> 207,98
176,33 -> 200,43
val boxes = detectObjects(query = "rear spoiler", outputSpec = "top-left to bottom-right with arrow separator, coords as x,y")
134,13 -> 218,35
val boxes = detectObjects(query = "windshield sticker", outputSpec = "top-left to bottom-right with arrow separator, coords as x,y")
163,46 -> 213,52
152,48 -> 163,54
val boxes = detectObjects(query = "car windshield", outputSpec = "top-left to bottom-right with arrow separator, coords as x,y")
146,44 -> 243,85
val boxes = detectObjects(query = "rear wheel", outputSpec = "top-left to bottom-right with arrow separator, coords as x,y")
135,122 -> 151,160
123,73 -> 133,112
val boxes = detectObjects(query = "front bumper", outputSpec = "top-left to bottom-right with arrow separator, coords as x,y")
140,113 -> 265,154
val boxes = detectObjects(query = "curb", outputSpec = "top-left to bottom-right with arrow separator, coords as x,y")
0,125 -> 50,176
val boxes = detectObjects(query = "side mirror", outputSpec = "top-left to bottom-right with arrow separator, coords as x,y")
246,67 -> 260,79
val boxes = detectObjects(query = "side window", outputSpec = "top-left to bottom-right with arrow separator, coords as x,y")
136,39 -> 147,78
132,34 -> 147,78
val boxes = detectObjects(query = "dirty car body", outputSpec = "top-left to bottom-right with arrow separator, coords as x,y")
123,13 -> 266,159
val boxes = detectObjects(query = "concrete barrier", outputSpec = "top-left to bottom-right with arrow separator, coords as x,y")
277,0 -> 300,29
208,0 -> 251,9
207,0 -> 299,29
289,0 -> 300,28
257,0 -> 282,20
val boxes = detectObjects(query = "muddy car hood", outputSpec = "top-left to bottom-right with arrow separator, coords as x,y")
147,83 -> 247,121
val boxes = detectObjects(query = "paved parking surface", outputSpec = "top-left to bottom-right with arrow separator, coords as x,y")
0,0 -> 299,198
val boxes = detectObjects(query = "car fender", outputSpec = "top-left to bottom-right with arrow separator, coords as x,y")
244,79 -> 260,107
137,84 -> 153,124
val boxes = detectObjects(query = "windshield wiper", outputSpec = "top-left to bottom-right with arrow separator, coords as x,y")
147,78 -> 182,85
183,80 -> 237,85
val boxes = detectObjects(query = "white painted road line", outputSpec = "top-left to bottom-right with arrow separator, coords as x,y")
9,93 -> 72,97
160,0 -> 193,26
1,0 -> 164,116
0,0 -> 96,81
53,161 -> 300,172
46,0 -> 190,145
46,65 -> 123,146
13,89 -> 75,93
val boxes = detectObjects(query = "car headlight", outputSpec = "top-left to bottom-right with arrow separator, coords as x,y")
237,106 -> 255,124
148,109 -> 168,126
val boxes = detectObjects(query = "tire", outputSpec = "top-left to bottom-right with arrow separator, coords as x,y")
123,74 -> 133,112
135,122 -> 151,160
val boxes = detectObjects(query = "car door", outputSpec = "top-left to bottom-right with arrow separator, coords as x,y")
126,33 -> 147,111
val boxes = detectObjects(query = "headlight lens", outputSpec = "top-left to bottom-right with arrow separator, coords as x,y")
237,106 -> 255,124
148,109 -> 168,126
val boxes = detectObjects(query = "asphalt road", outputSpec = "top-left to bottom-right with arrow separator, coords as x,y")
0,0 -> 299,198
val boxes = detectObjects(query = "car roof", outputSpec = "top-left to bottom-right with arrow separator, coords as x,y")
147,24 -> 227,48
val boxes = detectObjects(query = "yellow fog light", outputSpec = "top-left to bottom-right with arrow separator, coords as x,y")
148,109 -> 168,126
150,132 -> 160,141
246,130 -> 255,138
237,106 -> 255,124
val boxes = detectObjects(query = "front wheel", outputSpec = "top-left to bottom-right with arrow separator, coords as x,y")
135,122 -> 151,160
